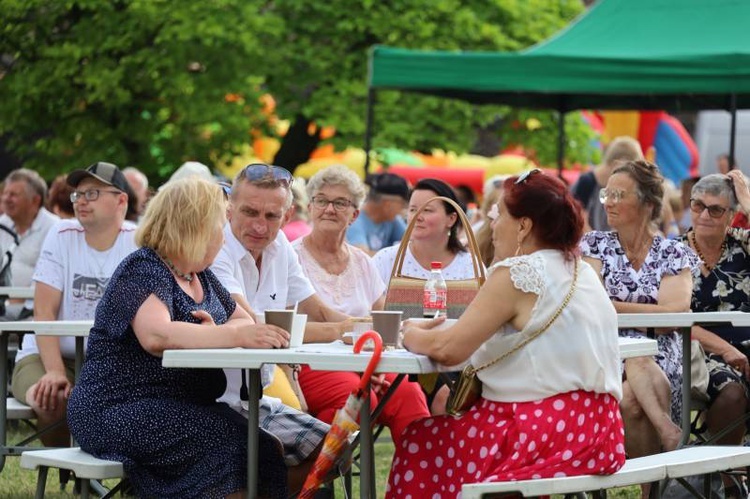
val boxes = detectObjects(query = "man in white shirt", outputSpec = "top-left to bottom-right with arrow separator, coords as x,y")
211,164 -> 352,484
0,168 -> 59,319
11,162 -> 137,447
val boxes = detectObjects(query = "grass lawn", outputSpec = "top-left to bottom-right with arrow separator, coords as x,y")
1,424 -> 640,498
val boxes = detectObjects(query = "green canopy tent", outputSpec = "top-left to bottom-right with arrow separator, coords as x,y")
365,0 -> 750,175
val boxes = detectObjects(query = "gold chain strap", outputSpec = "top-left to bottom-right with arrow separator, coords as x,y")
469,258 -> 579,375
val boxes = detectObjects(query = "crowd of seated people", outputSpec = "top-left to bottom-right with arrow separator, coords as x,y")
6,150 -> 750,498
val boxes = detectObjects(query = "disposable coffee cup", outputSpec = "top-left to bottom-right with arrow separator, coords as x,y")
264,309 -> 294,333
290,314 -> 307,348
371,310 -> 403,347
352,318 -> 374,343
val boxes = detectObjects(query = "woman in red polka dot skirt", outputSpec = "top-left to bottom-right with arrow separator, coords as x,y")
387,171 -> 626,498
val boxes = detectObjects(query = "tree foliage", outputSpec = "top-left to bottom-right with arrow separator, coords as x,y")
1,0 -> 592,180
0,0 -> 276,178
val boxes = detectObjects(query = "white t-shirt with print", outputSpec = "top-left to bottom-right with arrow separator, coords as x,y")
15,219 -> 138,362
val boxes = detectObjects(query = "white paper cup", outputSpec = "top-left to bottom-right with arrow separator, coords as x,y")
290,314 -> 307,348
352,321 -> 374,343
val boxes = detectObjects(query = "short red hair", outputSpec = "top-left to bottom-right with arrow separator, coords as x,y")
502,172 -> 583,258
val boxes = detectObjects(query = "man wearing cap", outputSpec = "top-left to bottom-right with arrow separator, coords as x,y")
0,168 -> 59,319
346,172 -> 409,255
11,162 -> 137,447
211,163 -> 353,487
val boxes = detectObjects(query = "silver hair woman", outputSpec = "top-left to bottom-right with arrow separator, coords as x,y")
677,171 -> 750,467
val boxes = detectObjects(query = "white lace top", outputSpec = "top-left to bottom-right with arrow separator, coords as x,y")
471,250 -> 622,402
292,239 -> 386,317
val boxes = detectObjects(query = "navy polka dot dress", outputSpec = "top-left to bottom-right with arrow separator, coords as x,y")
68,248 -> 287,498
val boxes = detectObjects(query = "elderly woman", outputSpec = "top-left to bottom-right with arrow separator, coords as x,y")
580,160 -> 700,461
678,171 -> 750,450
388,170 -> 625,497
67,178 -> 291,498
292,165 -> 429,447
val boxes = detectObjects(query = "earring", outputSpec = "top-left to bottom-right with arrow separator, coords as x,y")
514,242 -> 523,257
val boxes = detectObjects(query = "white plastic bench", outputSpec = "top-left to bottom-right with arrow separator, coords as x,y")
7,396 -> 34,419
21,447 -> 124,499
461,446 -> 750,498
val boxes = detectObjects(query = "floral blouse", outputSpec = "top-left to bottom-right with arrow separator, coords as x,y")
678,228 -> 750,344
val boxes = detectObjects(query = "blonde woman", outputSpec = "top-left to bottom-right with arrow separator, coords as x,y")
67,178 -> 290,498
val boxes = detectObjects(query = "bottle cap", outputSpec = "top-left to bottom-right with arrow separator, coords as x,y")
430,261 -> 442,270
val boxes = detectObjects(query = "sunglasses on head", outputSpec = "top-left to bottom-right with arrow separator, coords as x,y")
514,168 -> 541,185
241,163 -> 293,187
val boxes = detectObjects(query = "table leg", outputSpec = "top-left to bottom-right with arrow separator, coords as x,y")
0,332 -> 8,472
679,328 -> 691,447
359,394 -> 374,499
247,369 -> 260,499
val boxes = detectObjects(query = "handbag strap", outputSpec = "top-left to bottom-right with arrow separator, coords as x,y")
391,196 -> 486,285
471,258 -> 579,374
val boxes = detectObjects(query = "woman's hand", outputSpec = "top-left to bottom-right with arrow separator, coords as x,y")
400,316 -> 446,350
719,344 -> 750,379
235,319 -> 290,349
370,373 -> 391,396
191,309 -> 216,326
30,372 -> 72,411
728,170 -> 750,214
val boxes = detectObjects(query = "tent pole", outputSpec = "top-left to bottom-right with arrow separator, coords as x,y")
364,88 -> 376,176
729,93 -> 737,171
557,109 -> 566,179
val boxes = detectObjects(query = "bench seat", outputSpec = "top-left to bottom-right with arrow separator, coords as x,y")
7,397 -> 34,419
462,446 -> 750,498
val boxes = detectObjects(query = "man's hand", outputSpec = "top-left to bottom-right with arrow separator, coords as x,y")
30,372 -> 71,411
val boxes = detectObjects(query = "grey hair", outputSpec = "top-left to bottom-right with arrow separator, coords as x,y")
5,168 -> 47,205
692,173 -> 738,210
305,165 -> 366,208
123,166 -> 149,190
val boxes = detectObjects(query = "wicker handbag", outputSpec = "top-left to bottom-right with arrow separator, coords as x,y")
445,259 -> 579,416
384,196 -> 486,319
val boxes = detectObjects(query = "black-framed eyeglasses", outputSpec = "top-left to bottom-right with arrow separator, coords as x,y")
311,196 -> 354,211
241,163 -> 293,187
70,189 -> 122,203
690,198 -> 730,218
514,168 -> 541,185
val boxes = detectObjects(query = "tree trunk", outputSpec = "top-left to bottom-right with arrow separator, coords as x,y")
273,114 -> 321,174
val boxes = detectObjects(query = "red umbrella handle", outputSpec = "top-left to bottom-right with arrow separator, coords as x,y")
354,330 -> 383,392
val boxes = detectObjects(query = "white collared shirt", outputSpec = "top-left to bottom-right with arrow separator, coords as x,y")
211,224 -> 316,411
0,208 -> 59,292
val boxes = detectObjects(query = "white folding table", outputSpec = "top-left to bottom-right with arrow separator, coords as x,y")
617,311 -> 750,445
0,320 -> 93,471
163,336 -> 656,499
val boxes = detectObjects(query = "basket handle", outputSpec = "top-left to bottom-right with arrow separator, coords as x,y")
390,196 -> 485,285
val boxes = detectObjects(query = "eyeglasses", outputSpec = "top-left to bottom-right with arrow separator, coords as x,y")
690,198 -> 730,218
599,188 -> 629,204
241,163 -> 293,187
514,168 -> 541,185
70,189 -> 122,203
311,196 -> 354,211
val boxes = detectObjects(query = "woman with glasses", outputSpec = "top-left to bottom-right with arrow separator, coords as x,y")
292,165 -> 430,448
580,160 -> 700,465
387,171 -> 625,497
676,171 -> 750,455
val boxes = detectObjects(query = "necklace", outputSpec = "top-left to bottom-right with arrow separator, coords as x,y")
617,233 -> 651,268
162,255 -> 194,282
690,231 -> 726,272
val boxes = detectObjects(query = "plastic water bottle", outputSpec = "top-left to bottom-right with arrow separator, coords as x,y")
423,261 -> 448,318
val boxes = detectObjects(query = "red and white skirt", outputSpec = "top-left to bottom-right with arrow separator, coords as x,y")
386,390 -> 625,499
